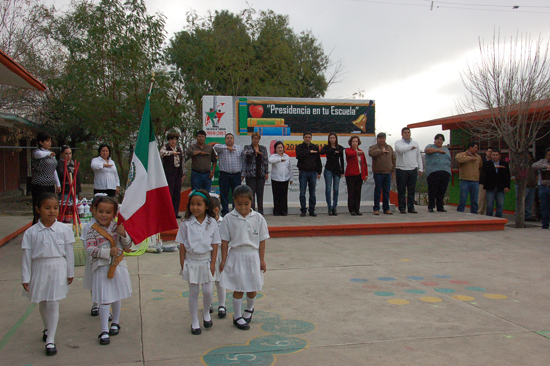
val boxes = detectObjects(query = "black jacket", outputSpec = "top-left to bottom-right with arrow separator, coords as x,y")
296,142 -> 322,174
321,144 -> 345,175
482,160 -> 511,192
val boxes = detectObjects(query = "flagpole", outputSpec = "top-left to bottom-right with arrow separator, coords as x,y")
148,72 -> 155,96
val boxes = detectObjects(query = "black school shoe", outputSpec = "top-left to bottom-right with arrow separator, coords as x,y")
45,343 -> 57,356
42,329 -> 48,342
243,309 -> 254,324
98,332 -> 110,345
218,306 -> 227,318
91,306 -> 99,316
233,317 -> 250,330
109,323 -> 121,336
191,326 -> 201,335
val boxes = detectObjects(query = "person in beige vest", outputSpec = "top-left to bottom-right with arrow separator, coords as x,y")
455,142 -> 482,214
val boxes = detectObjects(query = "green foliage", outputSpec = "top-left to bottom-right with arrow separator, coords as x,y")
38,0 -> 185,176
166,8 -> 331,121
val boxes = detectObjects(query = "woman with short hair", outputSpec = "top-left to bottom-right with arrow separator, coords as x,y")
91,144 -> 120,197
31,131 -> 61,223
268,141 -> 292,216
242,132 -> 269,215
424,134 -> 451,212
160,132 -> 186,218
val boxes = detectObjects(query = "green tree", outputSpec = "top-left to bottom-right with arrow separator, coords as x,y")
37,0 -> 185,177
166,8 -> 338,122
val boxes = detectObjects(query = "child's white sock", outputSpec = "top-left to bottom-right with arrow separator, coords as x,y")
202,282 -> 213,322
39,301 -> 48,333
216,281 -> 226,307
111,300 -> 121,324
233,297 -> 246,325
44,301 -> 59,344
188,283 -> 200,329
99,304 -> 110,335
243,296 -> 255,320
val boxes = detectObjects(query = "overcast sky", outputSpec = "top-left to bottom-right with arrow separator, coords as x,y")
52,0 -> 550,148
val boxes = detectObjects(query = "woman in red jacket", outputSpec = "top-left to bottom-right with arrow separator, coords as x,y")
345,136 -> 368,215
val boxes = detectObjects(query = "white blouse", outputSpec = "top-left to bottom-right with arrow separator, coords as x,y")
91,156 -> 120,190
268,153 -> 293,182
175,216 -> 221,255
219,209 -> 270,250
21,220 -> 75,283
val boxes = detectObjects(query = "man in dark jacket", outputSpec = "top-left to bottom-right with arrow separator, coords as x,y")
296,132 -> 322,217
482,149 -> 510,218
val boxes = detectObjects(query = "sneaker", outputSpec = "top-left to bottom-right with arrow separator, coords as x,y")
373,211 -> 380,215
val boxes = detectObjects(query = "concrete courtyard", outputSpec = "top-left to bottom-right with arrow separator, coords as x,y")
1,214 -> 550,365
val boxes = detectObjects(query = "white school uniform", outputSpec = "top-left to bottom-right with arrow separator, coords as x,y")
85,221 -> 132,304
21,220 -> 75,303
213,217 -> 224,281
80,217 -> 97,291
219,209 -> 269,292
175,215 -> 221,285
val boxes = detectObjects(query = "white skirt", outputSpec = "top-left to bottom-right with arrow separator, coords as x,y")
219,248 -> 263,292
83,255 -> 92,290
23,257 -> 69,303
91,264 -> 132,304
181,252 -> 213,285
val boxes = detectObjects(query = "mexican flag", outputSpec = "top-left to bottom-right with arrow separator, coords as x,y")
118,93 -> 178,244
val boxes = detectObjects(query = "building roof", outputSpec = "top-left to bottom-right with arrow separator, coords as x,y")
0,48 -> 46,91
408,99 -> 550,131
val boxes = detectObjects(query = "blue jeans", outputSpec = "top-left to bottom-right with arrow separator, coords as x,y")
191,171 -> 212,193
324,169 -> 341,209
373,173 -> 391,212
457,180 -> 479,214
299,171 -> 317,213
514,184 -> 535,219
539,186 -> 550,229
219,171 -> 241,216
486,189 -> 505,218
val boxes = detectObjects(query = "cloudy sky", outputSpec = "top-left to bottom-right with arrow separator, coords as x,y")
52,0 -> 550,148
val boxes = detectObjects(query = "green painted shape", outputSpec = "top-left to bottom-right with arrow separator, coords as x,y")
0,303 -> 36,353
203,335 -> 307,365
151,289 -> 164,292
253,310 -> 283,323
536,331 -> 550,339
152,297 -> 165,300
261,319 -> 315,336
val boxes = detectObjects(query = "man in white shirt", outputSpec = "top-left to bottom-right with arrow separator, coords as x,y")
213,133 -> 244,216
395,127 -> 423,214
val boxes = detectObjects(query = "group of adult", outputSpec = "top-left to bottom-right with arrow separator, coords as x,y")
31,129 -> 550,227
30,132 -> 121,223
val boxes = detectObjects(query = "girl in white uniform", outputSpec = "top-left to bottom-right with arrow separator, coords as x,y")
85,196 -> 132,345
22,192 -> 75,356
219,185 -> 269,330
176,189 -> 220,335
209,195 -> 227,318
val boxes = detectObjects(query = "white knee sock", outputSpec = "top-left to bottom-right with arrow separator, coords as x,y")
111,300 -> 121,324
216,281 -> 226,307
202,282 -> 213,322
99,304 -> 110,335
243,296 -> 256,320
233,297 -> 246,325
44,301 -> 59,344
39,301 -> 48,332
188,283 -> 200,329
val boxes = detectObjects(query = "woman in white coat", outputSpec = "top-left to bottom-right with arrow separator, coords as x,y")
268,141 -> 293,216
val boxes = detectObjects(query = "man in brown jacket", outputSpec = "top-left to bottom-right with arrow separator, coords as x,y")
369,132 -> 396,215
455,141 -> 482,213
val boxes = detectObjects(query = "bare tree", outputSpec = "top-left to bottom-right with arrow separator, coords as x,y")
456,31 -> 550,228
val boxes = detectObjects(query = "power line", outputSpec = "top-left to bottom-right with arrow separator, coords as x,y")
348,0 -> 550,13
424,1 -> 550,9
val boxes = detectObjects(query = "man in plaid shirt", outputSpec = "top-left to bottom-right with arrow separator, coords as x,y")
214,133 -> 244,216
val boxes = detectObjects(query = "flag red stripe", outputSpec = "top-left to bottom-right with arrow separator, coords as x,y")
118,186 -> 178,244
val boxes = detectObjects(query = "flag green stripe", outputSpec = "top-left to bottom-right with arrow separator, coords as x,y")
134,94 -> 156,170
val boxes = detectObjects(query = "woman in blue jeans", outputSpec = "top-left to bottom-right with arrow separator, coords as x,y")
321,133 -> 345,216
